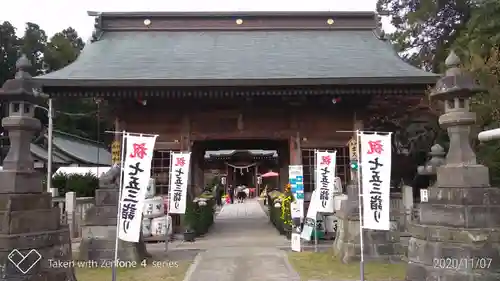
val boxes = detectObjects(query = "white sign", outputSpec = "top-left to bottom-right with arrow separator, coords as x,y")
420,189 -> 428,202
301,189 -> 319,240
315,151 -> 337,213
291,201 -> 302,218
168,152 -> 191,214
291,233 -> 301,252
360,132 -> 392,230
118,134 -> 157,242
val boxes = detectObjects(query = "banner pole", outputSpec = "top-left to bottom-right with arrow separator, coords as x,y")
165,150 -> 174,252
313,149 -> 318,253
111,130 -> 127,281
356,131 -> 365,281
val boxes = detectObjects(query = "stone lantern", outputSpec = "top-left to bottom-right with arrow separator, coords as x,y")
430,51 -> 489,188
416,143 -> 446,185
406,51 -> 500,281
0,55 -> 76,280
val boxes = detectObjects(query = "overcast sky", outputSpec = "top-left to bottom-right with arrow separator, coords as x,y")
1,0 -> 393,39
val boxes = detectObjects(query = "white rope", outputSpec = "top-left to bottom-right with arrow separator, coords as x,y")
225,163 -> 257,169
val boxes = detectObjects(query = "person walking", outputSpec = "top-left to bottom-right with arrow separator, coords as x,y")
236,185 -> 247,203
215,184 -> 223,206
228,184 -> 235,204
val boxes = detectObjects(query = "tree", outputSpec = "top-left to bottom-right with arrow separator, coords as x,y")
376,0 -> 475,72
20,22 -> 47,75
453,0 -> 500,184
0,21 -> 113,147
0,21 -> 20,85
43,27 -> 85,72
364,94 -> 443,186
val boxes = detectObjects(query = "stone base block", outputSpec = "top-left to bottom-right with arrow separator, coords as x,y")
333,217 -> 403,263
339,241 -> 403,263
79,225 -> 149,263
1,268 -> 76,281
95,189 -> 119,206
83,205 -> 118,226
0,234 -> 75,281
406,261 -> 500,281
437,164 -> 489,188
0,193 -> 52,211
0,227 -> 70,251
0,207 -> 61,234
0,171 -> 45,194
408,236 -> 500,269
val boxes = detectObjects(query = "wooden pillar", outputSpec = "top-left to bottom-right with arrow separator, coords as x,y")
290,132 -> 302,165
349,112 -> 364,183
278,142 -> 289,191
113,104 -> 127,142
113,116 -> 121,142
289,111 -> 302,166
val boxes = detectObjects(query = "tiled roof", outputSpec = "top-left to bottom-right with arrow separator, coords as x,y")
47,131 -> 112,165
30,144 -> 69,164
36,28 -> 437,86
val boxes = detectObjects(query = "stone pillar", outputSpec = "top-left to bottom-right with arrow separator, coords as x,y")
0,55 -> 76,280
79,165 -> 149,263
406,51 -> 500,281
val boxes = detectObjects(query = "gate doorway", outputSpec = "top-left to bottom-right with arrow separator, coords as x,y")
195,138 -> 289,197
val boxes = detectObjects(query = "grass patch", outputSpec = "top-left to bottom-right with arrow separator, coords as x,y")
288,251 -> 406,281
75,260 -> 191,281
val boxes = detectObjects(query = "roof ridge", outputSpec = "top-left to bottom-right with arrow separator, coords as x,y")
96,11 -> 377,17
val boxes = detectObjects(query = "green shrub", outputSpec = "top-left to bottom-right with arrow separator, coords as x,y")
52,172 -> 98,197
184,200 -> 198,232
199,191 -> 214,199
281,184 -> 293,232
183,197 -> 216,236
195,199 -> 215,235
267,192 -> 285,234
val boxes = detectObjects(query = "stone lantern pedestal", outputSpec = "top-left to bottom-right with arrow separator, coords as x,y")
78,165 -> 149,263
334,179 -> 403,263
406,51 -> 500,281
0,56 -> 76,280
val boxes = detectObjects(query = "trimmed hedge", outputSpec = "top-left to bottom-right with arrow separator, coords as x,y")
51,172 -> 98,197
267,191 -> 286,234
185,191 -> 216,236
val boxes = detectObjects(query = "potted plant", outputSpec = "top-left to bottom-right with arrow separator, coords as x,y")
183,200 -> 197,242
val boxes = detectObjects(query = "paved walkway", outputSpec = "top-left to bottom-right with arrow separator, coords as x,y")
181,199 -> 300,281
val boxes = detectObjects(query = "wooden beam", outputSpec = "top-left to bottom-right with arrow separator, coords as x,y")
300,138 -> 349,148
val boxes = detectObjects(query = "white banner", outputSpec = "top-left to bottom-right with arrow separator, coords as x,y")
314,151 -> 337,213
168,152 -> 191,214
118,134 -> 157,242
360,132 -> 392,230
